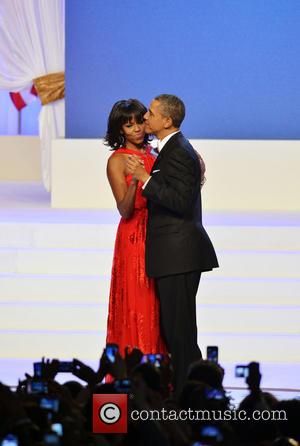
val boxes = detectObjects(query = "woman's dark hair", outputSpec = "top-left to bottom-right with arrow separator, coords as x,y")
105,99 -> 149,150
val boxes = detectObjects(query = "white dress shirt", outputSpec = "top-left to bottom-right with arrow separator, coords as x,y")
142,130 -> 180,189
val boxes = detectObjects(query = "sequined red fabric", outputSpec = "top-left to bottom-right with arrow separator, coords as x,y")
105,147 -> 167,356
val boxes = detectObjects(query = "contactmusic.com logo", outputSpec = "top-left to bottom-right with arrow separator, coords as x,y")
93,394 -> 128,433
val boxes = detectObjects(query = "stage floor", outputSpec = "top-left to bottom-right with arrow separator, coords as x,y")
0,181 -> 299,405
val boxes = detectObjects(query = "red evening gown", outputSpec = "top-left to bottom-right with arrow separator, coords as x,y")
106,146 -> 167,356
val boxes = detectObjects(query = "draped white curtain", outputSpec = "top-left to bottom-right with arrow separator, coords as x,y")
0,0 -> 65,190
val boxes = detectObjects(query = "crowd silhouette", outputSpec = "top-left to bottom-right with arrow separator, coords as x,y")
0,347 -> 299,446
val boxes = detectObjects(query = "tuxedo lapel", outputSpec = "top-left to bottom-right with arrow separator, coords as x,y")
150,132 -> 182,174
150,152 -> 162,174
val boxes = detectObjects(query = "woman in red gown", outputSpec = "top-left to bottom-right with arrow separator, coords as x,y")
105,99 -> 167,356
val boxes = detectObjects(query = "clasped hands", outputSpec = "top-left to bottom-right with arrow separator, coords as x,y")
126,154 -> 150,184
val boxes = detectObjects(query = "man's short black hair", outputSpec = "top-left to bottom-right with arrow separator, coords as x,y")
155,94 -> 185,128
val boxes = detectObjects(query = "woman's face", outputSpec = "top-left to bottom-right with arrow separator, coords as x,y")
121,116 -> 145,147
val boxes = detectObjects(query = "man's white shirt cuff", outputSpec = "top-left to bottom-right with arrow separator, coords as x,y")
142,176 -> 152,189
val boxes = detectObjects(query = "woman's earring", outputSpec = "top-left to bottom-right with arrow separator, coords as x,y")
120,134 -> 125,146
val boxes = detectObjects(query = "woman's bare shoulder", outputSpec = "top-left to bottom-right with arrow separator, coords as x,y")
108,151 -> 127,163
107,152 -> 128,177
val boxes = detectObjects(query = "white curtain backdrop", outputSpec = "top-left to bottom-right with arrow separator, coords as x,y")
0,0 -> 65,190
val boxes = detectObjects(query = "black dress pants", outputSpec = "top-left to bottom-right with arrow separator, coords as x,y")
155,270 -> 202,397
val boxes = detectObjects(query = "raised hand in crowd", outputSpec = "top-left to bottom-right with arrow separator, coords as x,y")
124,346 -> 143,374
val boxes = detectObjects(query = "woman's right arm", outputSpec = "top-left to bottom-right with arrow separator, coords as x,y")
107,155 -> 138,219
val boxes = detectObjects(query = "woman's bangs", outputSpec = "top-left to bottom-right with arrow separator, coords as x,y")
119,104 -> 135,125
121,110 -> 144,126
132,110 -> 145,124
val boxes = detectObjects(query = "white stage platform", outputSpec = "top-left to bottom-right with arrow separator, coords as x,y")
51,138 -> 300,210
0,180 -> 299,404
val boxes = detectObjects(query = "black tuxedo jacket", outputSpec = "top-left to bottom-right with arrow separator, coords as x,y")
142,132 -> 219,278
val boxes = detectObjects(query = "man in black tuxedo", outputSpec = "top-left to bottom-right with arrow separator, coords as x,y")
126,94 -> 218,395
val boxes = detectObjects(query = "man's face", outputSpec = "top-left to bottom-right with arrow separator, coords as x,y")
144,100 -> 168,138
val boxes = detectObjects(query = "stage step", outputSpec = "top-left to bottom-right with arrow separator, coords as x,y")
0,301 -> 299,335
1,222 -> 300,250
0,331 -> 299,364
0,273 -> 299,305
0,246 -> 299,278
